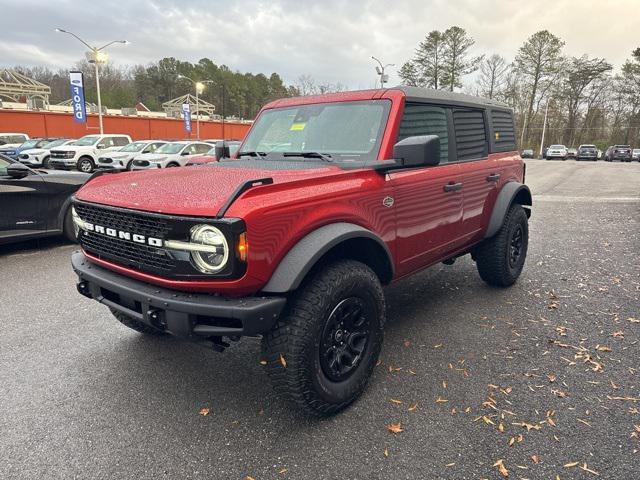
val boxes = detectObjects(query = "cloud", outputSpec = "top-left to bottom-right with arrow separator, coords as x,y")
1,0 -> 637,88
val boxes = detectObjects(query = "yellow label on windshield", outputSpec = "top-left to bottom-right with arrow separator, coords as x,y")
290,122 -> 306,131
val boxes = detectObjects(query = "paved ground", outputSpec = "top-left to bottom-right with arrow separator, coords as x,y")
1,160 -> 638,480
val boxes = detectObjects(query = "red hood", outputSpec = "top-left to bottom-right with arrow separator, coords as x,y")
75,164 -> 339,217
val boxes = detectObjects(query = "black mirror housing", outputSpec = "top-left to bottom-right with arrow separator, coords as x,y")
393,135 -> 441,168
214,141 -> 230,159
7,163 -> 31,179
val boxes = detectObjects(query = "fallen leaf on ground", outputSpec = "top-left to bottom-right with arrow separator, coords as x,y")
390,399 -> 402,405
408,403 -> 418,412
564,461 -> 579,468
387,423 -> 403,434
279,354 -> 287,368
493,459 -> 509,478
199,408 -> 210,416
436,396 -> 448,403
384,448 -> 389,457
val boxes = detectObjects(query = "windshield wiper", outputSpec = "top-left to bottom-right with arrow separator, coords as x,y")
282,151 -> 333,163
237,151 -> 268,158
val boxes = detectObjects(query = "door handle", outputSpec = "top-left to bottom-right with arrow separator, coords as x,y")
443,182 -> 463,192
486,173 -> 501,182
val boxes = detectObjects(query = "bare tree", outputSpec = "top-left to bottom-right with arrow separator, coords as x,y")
476,54 -> 510,99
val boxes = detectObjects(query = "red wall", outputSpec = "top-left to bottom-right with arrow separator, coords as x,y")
0,109 -> 251,141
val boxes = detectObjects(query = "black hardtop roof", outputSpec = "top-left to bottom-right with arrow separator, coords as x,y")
392,85 -> 511,111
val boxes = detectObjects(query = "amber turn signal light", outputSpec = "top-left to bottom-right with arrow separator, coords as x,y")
236,232 -> 248,262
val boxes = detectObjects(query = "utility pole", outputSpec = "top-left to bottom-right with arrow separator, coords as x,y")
55,29 -> 128,134
539,100 -> 550,159
371,56 -> 395,88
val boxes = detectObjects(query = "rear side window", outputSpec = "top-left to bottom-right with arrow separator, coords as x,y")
490,109 -> 516,152
397,104 -> 449,163
113,137 -> 129,147
453,109 -> 488,160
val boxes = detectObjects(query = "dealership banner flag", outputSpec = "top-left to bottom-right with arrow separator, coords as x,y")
182,103 -> 192,133
69,71 -> 87,124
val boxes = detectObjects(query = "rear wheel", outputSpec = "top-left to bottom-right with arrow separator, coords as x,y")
262,260 -> 385,416
78,156 -> 95,173
475,204 -> 528,287
42,155 -> 51,168
109,308 -> 167,336
166,162 -> 179,168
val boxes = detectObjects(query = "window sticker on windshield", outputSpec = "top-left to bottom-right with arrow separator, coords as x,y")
290,123 -> 306,131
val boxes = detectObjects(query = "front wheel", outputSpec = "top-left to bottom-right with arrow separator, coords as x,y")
262,260 -> 385,416
42,156 -> 51,168
78,157 -> 95,173
475,204 -> 529,287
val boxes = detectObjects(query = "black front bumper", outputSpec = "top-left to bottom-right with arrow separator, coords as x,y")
72,251 -> 286,343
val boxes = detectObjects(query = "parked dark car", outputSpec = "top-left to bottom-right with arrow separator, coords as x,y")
0,154 -> 90,245
521,149 -> 534,159
577,144 -> 598,161
604,145 -> 632,162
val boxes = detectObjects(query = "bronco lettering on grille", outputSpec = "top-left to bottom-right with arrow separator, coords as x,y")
83,221 -> 163,247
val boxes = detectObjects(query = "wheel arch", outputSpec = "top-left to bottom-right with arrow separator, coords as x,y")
261,222 -> 394,294
484,182 -> 532,239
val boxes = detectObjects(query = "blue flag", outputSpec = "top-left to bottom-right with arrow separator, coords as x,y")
69,71 -> 87,124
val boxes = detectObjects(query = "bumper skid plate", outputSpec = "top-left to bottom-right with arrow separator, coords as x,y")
72,251 -> 286,344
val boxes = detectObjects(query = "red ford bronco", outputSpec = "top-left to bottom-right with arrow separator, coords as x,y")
71,87 -> 531,416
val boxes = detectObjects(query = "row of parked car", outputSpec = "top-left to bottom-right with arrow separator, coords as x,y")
521,144 -> 640,161
0,133 -> 241,173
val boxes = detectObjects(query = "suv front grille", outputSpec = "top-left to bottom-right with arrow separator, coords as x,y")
81,231 -> 176,273
50,150 -> 74,159
74,203 -> 172,238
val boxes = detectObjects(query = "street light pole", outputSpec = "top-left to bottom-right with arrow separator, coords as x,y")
55,28 -> 128,135
371,56 -> 395,88
539,100 -> 550,159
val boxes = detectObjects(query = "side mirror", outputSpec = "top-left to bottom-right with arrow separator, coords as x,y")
96,144 -> 107,149
393,135 -> 440,168
7,163 -> 31,179
214,141 -> 230,159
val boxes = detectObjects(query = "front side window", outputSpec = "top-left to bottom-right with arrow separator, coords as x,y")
241,100 -> 391,162
398,104 -> 449,163
20,139 -> 40,149
113,137 -> 129,147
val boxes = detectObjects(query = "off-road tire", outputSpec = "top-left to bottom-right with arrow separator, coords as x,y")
261,260 -> 385,417
78,156 -> 95,173
109,308 -> 166,335
476,203 -> 528,287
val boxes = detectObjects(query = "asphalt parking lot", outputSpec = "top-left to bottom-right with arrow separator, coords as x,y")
1,160 -> 638,480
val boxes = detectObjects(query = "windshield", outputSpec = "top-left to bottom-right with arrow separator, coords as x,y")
155,143 -> 186,154
615,145 -> 630,148
72,135 -> 101,146
240,100 -> 391,162
20,139 -> 40,149
120,141 -> 148,152
549,145 -> 565,149
43,139 -> 68,149
580,145 -> 596,149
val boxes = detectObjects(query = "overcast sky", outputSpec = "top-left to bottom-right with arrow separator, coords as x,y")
1,0 -> 637,88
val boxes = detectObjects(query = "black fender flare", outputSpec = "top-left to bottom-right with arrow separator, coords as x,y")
484,182 -> 532,239
261,222 -> 393,294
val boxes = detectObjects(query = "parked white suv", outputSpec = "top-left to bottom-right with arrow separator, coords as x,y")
545,144 -> 568,160
130,141 -> 212,170
49,134 -> 132,172
18,139 -> 76,168
0,133 -> 29,149
96,140 -> 167,171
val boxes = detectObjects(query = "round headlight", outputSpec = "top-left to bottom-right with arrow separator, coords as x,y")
190,225 -> 229,274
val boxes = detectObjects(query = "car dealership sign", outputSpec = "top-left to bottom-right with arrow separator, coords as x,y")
69,71 -> 87,124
